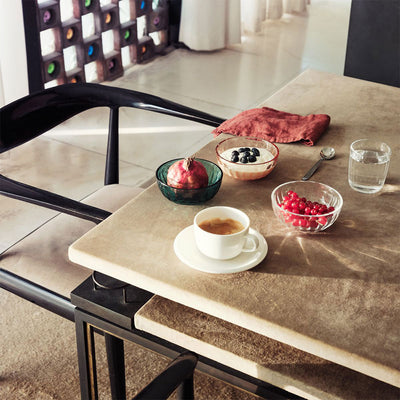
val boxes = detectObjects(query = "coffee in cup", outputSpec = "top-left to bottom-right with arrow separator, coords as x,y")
198,218 -> 244,235
194,206 -> 259,260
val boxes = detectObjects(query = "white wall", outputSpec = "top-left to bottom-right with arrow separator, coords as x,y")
0,0 -> 29,106
0,62 -> 5,106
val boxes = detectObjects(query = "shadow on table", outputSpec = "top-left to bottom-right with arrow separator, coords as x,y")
255,359 -> 400,400
255,217 -> 399,284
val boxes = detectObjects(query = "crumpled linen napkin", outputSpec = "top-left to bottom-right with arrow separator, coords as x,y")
212,107 -> 331,146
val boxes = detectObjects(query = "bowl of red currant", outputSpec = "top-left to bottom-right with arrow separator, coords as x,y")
216,136 -> 279,180
271,181 -> 343,232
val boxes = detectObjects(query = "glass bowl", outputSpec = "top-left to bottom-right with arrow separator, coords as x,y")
156,158 -> 223,205
271,181 -> 343,232
216,136 -> 279,181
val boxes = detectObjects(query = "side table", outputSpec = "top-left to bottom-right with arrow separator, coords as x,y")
71,273 -> 303,400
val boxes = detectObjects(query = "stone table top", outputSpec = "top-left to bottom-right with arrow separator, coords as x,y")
135,296 -> 400,400
69,69 -> 400,388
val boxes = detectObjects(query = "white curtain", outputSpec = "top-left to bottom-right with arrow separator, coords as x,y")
241,0 -> 309,32
179,0 -> 241,51
179,0 -> 309,50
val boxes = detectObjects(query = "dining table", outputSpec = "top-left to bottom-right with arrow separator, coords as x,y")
69,69 -> 400,397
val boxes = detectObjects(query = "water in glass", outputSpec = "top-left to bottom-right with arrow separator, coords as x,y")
348,149 -> 390,193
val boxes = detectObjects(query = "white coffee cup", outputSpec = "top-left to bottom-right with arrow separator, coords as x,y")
194,206 -> 259,260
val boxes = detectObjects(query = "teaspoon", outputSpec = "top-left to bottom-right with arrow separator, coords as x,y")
302,147 -> 335,181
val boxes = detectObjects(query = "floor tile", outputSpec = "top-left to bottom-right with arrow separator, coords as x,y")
49,129 -> 214,171
119,48 -> 303,111
0,137 -> 151,251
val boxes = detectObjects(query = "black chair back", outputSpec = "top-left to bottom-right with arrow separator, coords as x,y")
0,83 -> 225,221
344,0 -> 400,87
1,83 -> 225,184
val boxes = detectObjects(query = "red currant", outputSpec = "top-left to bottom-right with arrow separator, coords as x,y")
300,219 -> 308,227
278,191 -> 333,230
309,220 -> 318,228
319,205 -> 328,214
292,218 -> 301,227
318,216 -> 328,225
298,201 -> 306,211
285,215 -> 293,223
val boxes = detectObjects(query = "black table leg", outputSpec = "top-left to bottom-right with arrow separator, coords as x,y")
105,333 -> 126,400
75,310 -> 98,400
72,276 -> 304,400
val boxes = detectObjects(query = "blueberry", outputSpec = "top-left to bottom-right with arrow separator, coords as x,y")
231,150 -> 239,156
231,154 -> 239,163
244,151 -> 251,157
248,155 -> 257,162
252,147 -> 260,156
239,147 -> 250,153
240,156 -> 248,163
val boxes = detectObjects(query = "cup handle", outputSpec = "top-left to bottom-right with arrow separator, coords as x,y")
242,233 -> 259,253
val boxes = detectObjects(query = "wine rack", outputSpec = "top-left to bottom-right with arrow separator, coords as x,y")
22,0 -> 170,93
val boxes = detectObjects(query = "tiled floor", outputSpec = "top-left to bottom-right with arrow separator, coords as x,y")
1,0 -> 351,251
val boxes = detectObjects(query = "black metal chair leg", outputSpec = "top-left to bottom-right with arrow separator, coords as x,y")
75,310 -> 98,400
177,375 -> 195,400
105,333 -> 126,400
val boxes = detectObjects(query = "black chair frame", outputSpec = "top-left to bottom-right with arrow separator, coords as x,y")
0,82 -> 225,318
0,83 -> 225,399
132,351 -> 198,400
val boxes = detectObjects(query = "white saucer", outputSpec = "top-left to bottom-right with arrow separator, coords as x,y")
174,225 -> 268,274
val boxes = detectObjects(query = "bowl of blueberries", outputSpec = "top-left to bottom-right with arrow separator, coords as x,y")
215,136 -> 279,180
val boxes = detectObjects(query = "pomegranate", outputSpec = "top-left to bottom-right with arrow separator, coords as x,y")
167,158 -> 208,189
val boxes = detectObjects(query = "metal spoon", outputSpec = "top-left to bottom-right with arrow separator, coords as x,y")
302,147 -> 335,181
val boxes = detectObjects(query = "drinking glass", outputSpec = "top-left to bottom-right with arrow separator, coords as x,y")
348,139 -> 391,193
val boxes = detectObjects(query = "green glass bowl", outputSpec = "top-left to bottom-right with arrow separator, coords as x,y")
156,158 -> 223,205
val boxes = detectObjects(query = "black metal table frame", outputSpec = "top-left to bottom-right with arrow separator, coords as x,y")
72,275 -> 304,400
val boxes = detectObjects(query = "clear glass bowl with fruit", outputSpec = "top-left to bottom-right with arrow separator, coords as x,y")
156,157 -> 223,205
271,181 -> 343,232
216,136 -> 279,180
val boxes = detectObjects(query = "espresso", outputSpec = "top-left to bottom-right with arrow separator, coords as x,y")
199,218 -> 244,235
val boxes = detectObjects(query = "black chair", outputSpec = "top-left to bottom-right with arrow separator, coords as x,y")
344,0 -> 400,87
0,83 -> 223,397
132,351 -> 198,400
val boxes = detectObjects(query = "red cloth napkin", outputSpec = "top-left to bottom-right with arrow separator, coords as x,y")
212,107 -> 330,146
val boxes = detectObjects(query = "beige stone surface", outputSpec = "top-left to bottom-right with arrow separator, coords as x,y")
135,296 -> 400,400
69,70 -> 400,388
